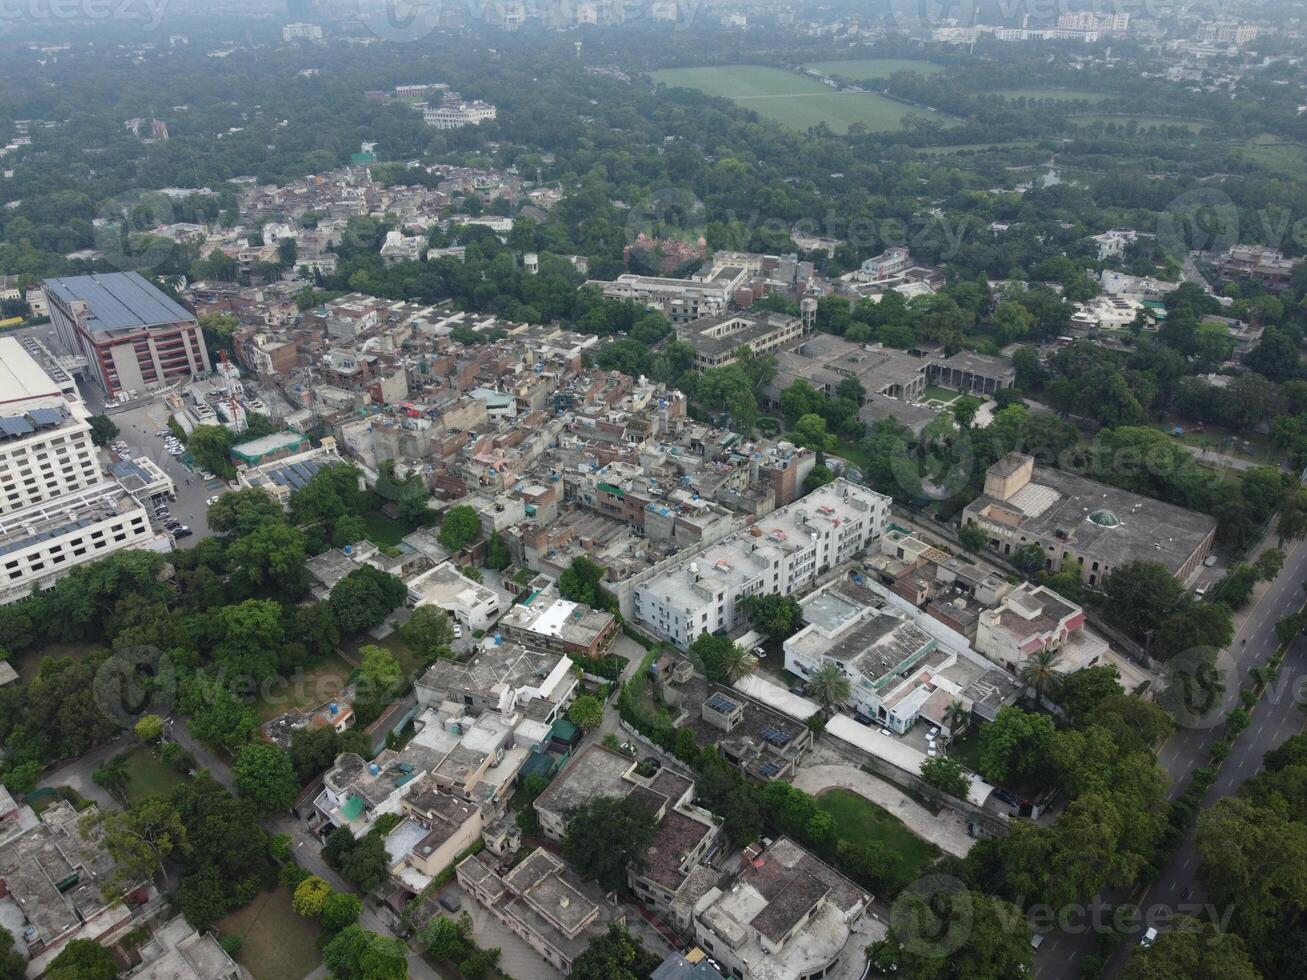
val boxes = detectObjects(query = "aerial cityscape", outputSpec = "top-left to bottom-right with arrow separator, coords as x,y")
1,1 -> 1307,978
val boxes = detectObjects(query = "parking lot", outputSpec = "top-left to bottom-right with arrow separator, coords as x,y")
105,401 -> 219,547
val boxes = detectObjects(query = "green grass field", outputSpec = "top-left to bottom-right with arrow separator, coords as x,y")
1240,139 -> 1307,178
121,746 -> 185,805
817,788 -> 940,881
1068,114 -> 1208,133
218,888 -> 323,980
652,65 -> 950,134
803,58 -> 943,81
913,140 -> 1043,155
362,510 -> 410,547
13,640 -> 106,684
986,88 -> 1113,103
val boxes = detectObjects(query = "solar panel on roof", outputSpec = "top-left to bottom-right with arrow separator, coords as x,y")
0,416 -> 34,438
705,692 -> 738,713
760,726 -> 792,747
27,408 -> 63,428
758,761 -> 782,777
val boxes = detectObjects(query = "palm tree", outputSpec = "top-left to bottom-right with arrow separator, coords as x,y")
1019,649 -> 1061,704
943,700 -> 970,741
807,662 -> 852,715
720,644 -> 755,684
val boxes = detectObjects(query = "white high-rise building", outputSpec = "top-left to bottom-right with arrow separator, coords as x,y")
0,337 -> 153,604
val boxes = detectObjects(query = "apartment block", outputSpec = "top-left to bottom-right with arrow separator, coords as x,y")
633,479 -> 889,650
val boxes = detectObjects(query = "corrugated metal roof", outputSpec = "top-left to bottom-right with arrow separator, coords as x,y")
43,272 -> 193,333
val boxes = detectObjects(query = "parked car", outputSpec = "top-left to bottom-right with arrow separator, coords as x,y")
452,625 -> 464,639
172,527 -> 192,539
1140,927 -> 1158,948
438,893 -> 461,913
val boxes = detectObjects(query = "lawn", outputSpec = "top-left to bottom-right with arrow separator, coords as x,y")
1151,420 -> 1279,466
217,887 -> 323,980
120,745 -> 186,804
340,632 -> 426,683
1240,138 -> 1307,179
817,787 -> 940,880
362,510 -> 410,548
923,385 -> 960,405
652,65 -> 952,134
1067,114 -> 1208,133
13,640 -> 106,684
252,652 -> 355,723
803,58 -> 943,81
984,88 -> 1113,103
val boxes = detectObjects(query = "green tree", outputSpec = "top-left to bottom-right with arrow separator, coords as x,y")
292,875 -> 332,917
807,661 -> 852,714
689,632 -> 751,683
232,743 -> 299,816
290,463 -> 367,528
780,380 -> 826,425
1102,561 -> 1188,639
484,532 -> 511,571
921,756 -> 970,800
82,797 -> 187,884
1254,547 -> 1286,582
321,891 -> 363,932
570,924 -> 662,980
438,505 -> 481,552
1152,602 -> 1234,661
92,753 -> 131,803
790,413 -> 837,453
562,795 -> 657,892
1055,666 -> 1122,723
226,521 -> 307,596
134,714 -> 164,743
329,566 -> 406,636
1121,916 -> 1260,980
978,706 -> 1055,784
187,425 -> 236,479
560,557 -> 607,607
45,939 -> 119,980
959,523 -> 988,552
419,914 -> 472,962
289,726 -> 343,784
567,693 -> 604,732
742,593 -> 803,637
0,927 -> 26,980
398,606 -> 454,661
207,487 -> 285,538
868,889 -> 1031,979
88,414 -> 119,447
1019,649 -> 1061,703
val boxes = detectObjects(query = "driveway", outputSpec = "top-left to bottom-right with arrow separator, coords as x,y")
108,402 -> 215,546
37,733 -> 133,810
790,764 -> 976,859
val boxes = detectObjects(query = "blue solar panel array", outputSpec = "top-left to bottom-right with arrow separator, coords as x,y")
757,761 -> 783,778
705,692 -> 739,713
0,416 -> 34,438
265,459 -> 327,491
28,408 -> 63,428
760,726 -> 793,748
0,517 -> 95,558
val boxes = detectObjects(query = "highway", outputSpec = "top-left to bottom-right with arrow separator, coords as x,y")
1035,534 -> 1307,979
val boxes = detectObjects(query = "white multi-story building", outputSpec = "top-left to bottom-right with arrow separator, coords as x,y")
282,22 -> 323,42
633,479 -> 889,650
423,102 -> 498,129
0,336 -> 155,604
585,273 -> 733,324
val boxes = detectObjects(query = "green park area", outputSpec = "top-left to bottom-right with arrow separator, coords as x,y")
252,652 -> 356,723
652,65 -> 952,134
121,745 -> 186,804
217,887 -> 324,980
817,787 -> 940,882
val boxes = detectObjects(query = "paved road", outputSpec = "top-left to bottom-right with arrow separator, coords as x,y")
37,733 -> 133,810
1035,534 -> 1307,978
1175,441 -> 1261,472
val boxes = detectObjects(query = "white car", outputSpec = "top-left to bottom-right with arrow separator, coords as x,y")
752,646 -> 767,659
206,496 -> 220,507
1140,927 -> 1158,948
452,625 -> 464,639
